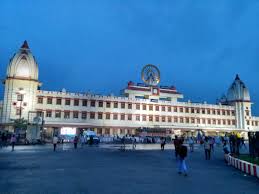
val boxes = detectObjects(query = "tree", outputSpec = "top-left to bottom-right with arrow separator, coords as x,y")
13,118 -> 27,131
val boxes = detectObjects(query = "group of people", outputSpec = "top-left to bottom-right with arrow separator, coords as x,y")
52,134 -> 94,151
0,132 -> 17,151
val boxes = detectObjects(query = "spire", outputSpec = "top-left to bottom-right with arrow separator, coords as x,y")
235,74 -> 240,81
21,40 -> 29,49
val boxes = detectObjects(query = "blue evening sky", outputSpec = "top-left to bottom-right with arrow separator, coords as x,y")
0,1 -> 259,114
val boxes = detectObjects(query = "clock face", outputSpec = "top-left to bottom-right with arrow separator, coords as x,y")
141,64 -> 160,86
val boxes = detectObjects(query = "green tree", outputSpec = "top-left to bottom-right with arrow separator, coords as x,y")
13,118 -> 27,131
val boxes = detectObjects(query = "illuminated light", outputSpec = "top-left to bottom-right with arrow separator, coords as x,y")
61,127 -> 76,135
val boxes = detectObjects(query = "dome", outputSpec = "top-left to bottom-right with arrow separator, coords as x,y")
7,41 -> 39,80
227,74 -> 250,102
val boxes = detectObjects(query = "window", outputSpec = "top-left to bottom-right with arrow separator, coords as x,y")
222,110 -> 226,115
98,101 -> 103,107
149,105 -> 153,111
106,102 -> 111,108
191,108 -> 195,113
47,97 -> 52,104
114,102 -> 118,108
202,119 -> 206,124
208,119 -> 211,125
142,115 -> 146,121
149,115 -> 153,122
113,114 -> 118,120
74,99 -> 79,106
227,110 -> 230,116
197,118 -> 200,124
168,106 -> 171,112
231,111 -> 235,116
180,117 -> 184,123
90,112 -> 95,119
174,107 -> 178,112
162,116 -> 166,122
180,107 -> 183,113
55,111 -> 61,118
185,107 -> 189,113
213,119 -> 216,125
155,116 -> 159,122
196,109 -> 200,114
202,109 -> 205,114
37,111 -> 43,117
105,128 -> 110,135
73,111 -> 79,119
136,104 -> 140,110
143,104 -> 146,110
121,114 -> 125,120
90,100 -> 95,107
17,94 -> 24,101
128,114 -> 132,120
162,106 -> 165,112
82,112 -> 87,119
168,117 -> 172,122
246,110 -> 249,116
82,100 -> 87,106
217,120 -> 221,125
46,110 -> 52,117
186,118 -> 189,123
212,109 -> 216,115
64,112 -> 70,119
247,120 -> 250,125
222,120 -> 226,125
191,118 -> 195,123
98,112 -> 102,119
217,110 -> 221,115
128,103 -> 132,109
174,117 -> 178,123
56,98 -> 62,105
228,120 -> 231,125
207,109 -> 210,114
106,113 -> 110,120
37,97 -> 43,104
65,99 -> 70,106
121,102 -> 125,109
16,108 -> 21,116
232,120 -> 236,125
155,106 -> 159,111
136,115 -> 140,121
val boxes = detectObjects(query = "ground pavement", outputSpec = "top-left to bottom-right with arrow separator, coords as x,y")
0,143 -> 258,194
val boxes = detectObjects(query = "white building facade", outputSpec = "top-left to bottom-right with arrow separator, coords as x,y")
1,41 -> 259,138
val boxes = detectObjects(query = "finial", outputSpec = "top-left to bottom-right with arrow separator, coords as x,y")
21,40 -> 29,49
235,74 -> 240,80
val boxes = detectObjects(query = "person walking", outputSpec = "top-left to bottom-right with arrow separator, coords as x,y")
74,135 -> 79,149
80,135 -> 85,148
173,136 -> 181,158
209,137 -> 215,152
161,137 -> 166,151
10,134 -> 16,151
188,137 -> 194,152
204,137 -> 211,160
240,137 -> 246,149
178,140 -> 188,176
53,135 -> 58,151
132,136 -> 136,150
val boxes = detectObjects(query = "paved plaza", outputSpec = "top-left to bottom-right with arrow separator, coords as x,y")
0,144 -> 258,194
